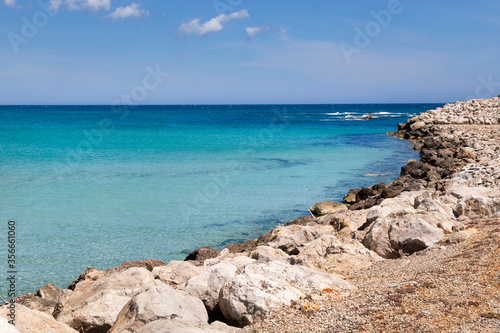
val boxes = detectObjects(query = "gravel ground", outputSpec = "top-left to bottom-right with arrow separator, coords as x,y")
242,218 -> 500,333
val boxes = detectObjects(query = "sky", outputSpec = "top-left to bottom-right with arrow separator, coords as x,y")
1,0 -> 500,105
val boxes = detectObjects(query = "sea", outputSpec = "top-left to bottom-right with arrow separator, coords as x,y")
0,104 -> 442,296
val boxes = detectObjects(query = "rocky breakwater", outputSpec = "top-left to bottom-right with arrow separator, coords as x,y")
2,98 -> 500,332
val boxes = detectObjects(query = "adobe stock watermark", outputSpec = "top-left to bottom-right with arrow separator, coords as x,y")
340,0 -> 406,64
213,0 -> 243,15
177,107 -> 290,223
465,74 -> 500,100
52,65 -> 169,181
7,0 -> 58,54
1,221 -> 17,325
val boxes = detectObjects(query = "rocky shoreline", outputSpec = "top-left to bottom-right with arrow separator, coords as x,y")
2,98 -> 500,332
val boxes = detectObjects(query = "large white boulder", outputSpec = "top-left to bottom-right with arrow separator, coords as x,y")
108,280 -> 208,333
219,260 -> 354,326
56,267 -> 154,332
183,261 -> 237,312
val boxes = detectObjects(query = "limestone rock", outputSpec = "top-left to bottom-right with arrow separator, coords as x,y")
56,267 -> 154,333
296,234 -> 380,274
227,239 -> 257,254
126,318 -> 239,333
310,201 -> 347,217
152,261 -> 203,288
250,246 -> 289,262
284,215 -> 316,227
266,225 -> 321,254
363,218 -> 399,259
185,246 -> 221,262
0,317 -> 18,333
450,186 -> 500,218
219,260 -> 354,326
13,284 -> 72,316
364,215 -> 444,258
105,260 -> 166,275
219,272 -> 304,326
342,189 -> 359,204
1,304 -> 77,333
203,252 -> 255,271
388,215 -> 444,254
67,267 -> 104,291
183,261 -> 238,312
316,210 -> 368,232
108,280 -> 208,333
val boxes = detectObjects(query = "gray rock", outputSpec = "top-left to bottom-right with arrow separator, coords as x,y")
388,215 -> 444,254
363,218 -> 399,259
364,214 -> 444,258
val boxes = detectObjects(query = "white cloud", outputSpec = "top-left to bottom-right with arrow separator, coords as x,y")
3,0 -> 16,7
59,0 -> 111,11
107,3 -> 148,20
85,0 -> 111,10
49,0 -> 62,11
246,26 -> 269,39
179,9 -> 250,36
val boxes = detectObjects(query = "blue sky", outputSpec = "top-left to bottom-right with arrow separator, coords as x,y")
1,0 -> 499,104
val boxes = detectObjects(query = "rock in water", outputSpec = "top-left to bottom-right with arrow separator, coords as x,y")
185,246 -> 221,262
310,201 -> 347,216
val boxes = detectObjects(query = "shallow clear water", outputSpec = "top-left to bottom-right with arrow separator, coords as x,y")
0,104 -> 441,295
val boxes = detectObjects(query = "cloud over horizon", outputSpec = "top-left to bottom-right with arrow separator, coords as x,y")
107,3 -> 148,20
179,9 -> 250,36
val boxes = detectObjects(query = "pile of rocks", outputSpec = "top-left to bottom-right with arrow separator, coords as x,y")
2,98 -> 500,333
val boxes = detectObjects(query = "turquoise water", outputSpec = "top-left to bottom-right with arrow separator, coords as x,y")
0,104 -> 441,296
